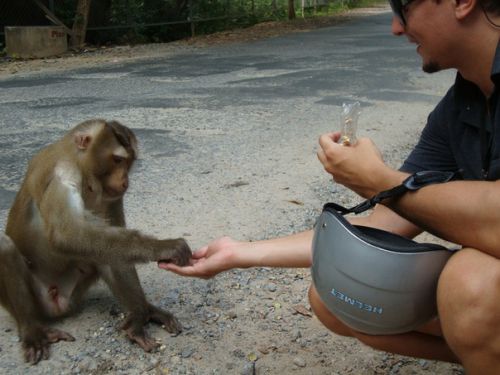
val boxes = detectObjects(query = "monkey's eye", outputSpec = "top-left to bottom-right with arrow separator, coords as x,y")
112,155 -> 125,164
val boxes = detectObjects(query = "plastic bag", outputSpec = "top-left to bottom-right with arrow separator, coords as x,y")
339,102 -> 361,146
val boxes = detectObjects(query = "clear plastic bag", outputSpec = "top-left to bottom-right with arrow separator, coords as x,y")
339,101 -> 361,146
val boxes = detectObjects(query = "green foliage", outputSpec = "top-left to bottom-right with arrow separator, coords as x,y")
51,0 -> 386,44
54,0 -> 78,26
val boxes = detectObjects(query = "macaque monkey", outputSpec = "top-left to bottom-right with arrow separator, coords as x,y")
0,119 -> 191,364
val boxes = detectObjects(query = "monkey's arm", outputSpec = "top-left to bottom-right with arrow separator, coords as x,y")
37,167 -> 189,264
161,205 -> 419,278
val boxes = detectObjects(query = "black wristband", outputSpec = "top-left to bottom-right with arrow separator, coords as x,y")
402,170 -> 457,191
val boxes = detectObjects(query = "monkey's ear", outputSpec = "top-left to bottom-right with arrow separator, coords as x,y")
74,133 -> 92,150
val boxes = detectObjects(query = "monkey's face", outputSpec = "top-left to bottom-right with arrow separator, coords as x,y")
90,135 -> 136,201
85,124 -> 137,201
73,120 -> 138,202
101,152 -> 134,200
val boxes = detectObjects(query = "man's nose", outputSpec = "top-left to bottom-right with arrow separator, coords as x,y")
391,15 -> 405,36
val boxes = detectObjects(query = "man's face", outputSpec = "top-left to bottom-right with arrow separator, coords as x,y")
388,0 -> 417,25
390,0 -> 453,74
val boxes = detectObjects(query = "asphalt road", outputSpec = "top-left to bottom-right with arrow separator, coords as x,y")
0,10 -> 453,224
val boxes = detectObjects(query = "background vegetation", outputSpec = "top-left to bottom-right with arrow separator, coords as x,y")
0,0 -> 384,48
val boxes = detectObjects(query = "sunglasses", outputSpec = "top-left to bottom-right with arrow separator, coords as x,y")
388,0 -> 417,25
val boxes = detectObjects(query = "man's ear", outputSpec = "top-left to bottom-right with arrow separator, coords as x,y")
454,0 -> 477,20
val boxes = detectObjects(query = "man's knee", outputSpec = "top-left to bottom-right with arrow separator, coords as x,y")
438,248 -> 500,353
308,284 -> 354,337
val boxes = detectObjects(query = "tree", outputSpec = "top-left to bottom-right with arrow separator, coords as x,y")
71,0 -> 92,48
288,0 -> 296,19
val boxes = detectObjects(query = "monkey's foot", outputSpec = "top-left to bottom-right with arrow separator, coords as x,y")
148,304 -> 183,335
22,327 -> 75,365
122,305 -> 182,352
123,326 -> 159,352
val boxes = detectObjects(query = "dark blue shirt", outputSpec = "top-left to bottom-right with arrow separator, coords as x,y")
401,43 -> 500,181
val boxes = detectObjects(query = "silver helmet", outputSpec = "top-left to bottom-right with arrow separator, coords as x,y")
311,205 -> 454,335
311,170 -> 459,335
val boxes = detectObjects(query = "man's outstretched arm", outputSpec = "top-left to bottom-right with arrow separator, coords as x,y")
159,204 -> 420,278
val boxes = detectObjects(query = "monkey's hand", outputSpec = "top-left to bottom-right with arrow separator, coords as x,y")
21,325 -> 75,365
155,238 -> 191,267
122,304 -> 182,352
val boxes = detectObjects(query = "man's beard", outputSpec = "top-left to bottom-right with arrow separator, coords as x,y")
423,61 -> 441,73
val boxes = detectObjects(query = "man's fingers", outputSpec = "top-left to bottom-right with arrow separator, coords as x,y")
318,133 -> 331,150
158,262 -> 209,278
330,131 -> 342,142
158,261 -> 194,274
318,132 -> 341,149
192,246 -> 209,259
317,149 -> 326,164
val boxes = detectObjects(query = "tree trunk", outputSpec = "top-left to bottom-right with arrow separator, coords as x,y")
271,0 -> 278,16
288,0 -> 296,20
70,0 -> 92,49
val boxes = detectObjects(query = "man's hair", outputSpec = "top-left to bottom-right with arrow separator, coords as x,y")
480,0 -> 500,14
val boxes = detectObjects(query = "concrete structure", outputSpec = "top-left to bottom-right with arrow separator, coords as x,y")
5,26 -> 67,58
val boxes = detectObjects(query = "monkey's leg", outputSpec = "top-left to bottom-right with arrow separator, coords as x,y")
0,235 -> 74,364
99,264 -> 182,352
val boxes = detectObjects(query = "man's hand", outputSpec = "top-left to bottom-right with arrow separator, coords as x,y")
158,237 -> 242,279
317,132 -> 397,198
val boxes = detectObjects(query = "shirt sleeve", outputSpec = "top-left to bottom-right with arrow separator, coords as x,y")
400,95 -> 458,174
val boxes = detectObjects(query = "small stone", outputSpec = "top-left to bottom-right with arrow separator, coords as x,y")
419,359 -> 429,369
180,348 -> 194,358
293,357 -> 306,368
257,346 -> 269,355
78,357 -> 98,372
266,283 -> 277,292
145,359 -> 160,371
232,348 -> 245,359
247,352 -> 258,362
291,329 -> 301,341
241,362 -> 255,375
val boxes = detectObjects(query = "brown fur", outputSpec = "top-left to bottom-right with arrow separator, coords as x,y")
0,119 -> 191,364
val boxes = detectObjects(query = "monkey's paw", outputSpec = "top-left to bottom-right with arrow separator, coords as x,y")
122,326 -> 159,352
22,326 -> 75,365
158,238 -> 192,267
122,305 -> 182,352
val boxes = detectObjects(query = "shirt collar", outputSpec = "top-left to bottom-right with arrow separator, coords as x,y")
454,73 -> 484,129
454,41 -> 500,130
491,40 -> 500,84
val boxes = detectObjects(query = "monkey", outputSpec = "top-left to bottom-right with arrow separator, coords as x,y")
0,119 -> 192,365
